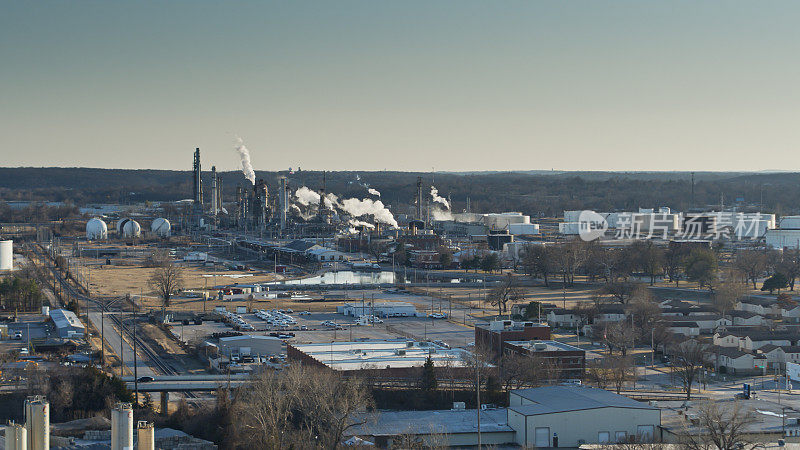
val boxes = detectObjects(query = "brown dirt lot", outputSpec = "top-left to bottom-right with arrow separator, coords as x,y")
84,259 -> 282,299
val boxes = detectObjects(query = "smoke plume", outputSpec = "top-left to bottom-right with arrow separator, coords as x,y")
294,186 -> 320,206
430,186 -> 450,209
340,198 -> 398,228
368,188 -> 381,197
234,136 -> 256,185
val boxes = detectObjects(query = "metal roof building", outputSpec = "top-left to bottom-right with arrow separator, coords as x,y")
508,385 -> 661,447
50,309 -> 85,338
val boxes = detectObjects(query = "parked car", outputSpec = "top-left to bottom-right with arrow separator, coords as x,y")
13,331 -> 23,340
428,313 -> 447,319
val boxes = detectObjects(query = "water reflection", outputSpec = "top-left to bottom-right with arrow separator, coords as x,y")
269,271 -> 395,285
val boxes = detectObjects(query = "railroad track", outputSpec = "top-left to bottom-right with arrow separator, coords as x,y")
30,243 -> 198,398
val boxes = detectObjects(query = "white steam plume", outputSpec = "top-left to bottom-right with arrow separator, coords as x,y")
368,188 -> 381,197
432,209 -> 453,221
430,186 -> 450,209
294,186 -> 320,206
234,136 -> 256,185
349,219 -> 375,229
340,198 -> 398,228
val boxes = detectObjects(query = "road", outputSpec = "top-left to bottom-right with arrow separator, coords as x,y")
88,311 -> 155,378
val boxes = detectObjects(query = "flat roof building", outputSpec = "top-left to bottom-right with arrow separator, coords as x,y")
287,339 -> 474,379
475,320 -> 551,355
503,340 -> 586,379
337,302 -> 418,318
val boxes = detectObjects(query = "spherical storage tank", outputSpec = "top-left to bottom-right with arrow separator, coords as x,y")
150,218 -> 171,237
120,219 -> 141,238
86,218 -> 108,240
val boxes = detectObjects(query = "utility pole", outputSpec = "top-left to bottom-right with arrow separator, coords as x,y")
133,302 -> 138,406
476,353 -> 482,448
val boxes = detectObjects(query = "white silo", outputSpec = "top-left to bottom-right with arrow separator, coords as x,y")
122,220 -> 142,238
137,421 -> 155,450
86,218 -> 108,240
4,422 -> 26,450
24,396 -> 49,450
0,240 -> 12,271
111,402 -> 134,450
150,218 -> 171,238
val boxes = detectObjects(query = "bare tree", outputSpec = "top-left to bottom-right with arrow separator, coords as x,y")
599,281 -> 646,305
521,244 -> 555,287
500,353 -> 558,391
606,355 -> 634,394
604,321 -> 637,356
148,261 -> 184,309
487,273 -> 524,317
733,249 -> 768,290
663,245 -> 687,287
670,339 -> 712,400
233,365 -> 372,450
680,401 -> 757,450
713,269 -> 748,317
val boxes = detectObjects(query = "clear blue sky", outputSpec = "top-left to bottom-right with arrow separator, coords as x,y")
2,1 -> 800,171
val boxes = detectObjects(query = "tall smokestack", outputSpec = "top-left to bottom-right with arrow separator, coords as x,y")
416,176 -> 423,221
211,166 -> 218,216
279,177 -> 288,231
193,148 -> 202,205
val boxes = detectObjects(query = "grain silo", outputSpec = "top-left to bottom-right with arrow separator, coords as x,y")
111,402 -> 134,450
0,240 -> 12,271
24,396 -> 49,450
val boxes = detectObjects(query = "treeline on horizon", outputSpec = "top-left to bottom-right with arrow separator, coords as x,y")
0,167 -> 798,217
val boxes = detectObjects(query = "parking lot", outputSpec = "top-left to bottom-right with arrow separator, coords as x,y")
173,309 -> 475,349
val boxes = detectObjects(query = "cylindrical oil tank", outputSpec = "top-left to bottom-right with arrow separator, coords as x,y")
4,422 -> 26,450
780,215 -> 800,230
122,220 -> 142,238
136,421 -> 155,450
111,402 -> 134,450
24,396 -> 49,450
0,240 -> 12,271
86,218 -> 108,240
150,218 -> 171,238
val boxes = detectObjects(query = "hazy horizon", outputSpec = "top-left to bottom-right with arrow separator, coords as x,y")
4,1 -> 800,172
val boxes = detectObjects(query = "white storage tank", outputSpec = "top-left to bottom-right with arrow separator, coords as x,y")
508,223 -> 540,235
150,218 -> 171,237
4,422 -> 26,450
111,402 -> 134,450
780,216 -> 800,230
0,240 -> 12,271
24,396 -> 49,450
121,219 -> 142,238
137,421 -> 155,450
86,218 -> 108,240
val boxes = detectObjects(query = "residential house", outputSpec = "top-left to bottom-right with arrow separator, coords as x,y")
667,321 -> 700,337
727,311 -> 769,327
715,347 -> 764,375
546,308 -> 580,328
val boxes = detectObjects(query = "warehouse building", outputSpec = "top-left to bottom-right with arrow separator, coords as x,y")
337,301 -> 418,318
508,385 -> 661,447
287,339 -> 474,378
50,308 -> 85,338
345,385 -> 662,448
218,335 -> 283,357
